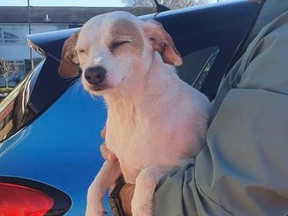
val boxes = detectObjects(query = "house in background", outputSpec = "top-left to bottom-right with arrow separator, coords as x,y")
0,6 -> 154,88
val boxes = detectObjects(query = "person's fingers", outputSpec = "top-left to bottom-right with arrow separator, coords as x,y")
100,143 -> 110,160
100,143 -> 118,163
107,152 -> 118,163
101,127 -> 106,139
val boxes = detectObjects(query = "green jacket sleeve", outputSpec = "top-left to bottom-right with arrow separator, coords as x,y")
153,10 -> 288,216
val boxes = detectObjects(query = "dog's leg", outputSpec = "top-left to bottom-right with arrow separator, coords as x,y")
131,166 -> 172,216
86,161 -> 121,216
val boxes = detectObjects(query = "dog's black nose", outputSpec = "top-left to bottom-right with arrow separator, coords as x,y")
84,66 -> 106,85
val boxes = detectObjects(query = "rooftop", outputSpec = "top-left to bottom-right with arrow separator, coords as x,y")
0,6 -> 155,24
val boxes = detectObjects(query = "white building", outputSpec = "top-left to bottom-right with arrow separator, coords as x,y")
0,6 -> 153,87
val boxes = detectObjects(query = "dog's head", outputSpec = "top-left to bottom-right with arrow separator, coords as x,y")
59,11 -> 182,95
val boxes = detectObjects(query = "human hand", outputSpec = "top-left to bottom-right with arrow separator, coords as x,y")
100,143 -> 118,164
119,183 -> 135,216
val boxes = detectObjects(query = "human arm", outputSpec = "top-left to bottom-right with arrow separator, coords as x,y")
153,10 -> 288,216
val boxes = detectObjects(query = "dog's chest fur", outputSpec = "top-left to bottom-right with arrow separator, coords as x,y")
103,69 -> 210,184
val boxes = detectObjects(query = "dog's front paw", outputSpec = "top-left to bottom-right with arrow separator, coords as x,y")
86,190 -> 105,216
131,197 -> 153,216
85,202 -> 106,216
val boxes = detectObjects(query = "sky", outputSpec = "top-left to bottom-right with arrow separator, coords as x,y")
0,0 -> 125,7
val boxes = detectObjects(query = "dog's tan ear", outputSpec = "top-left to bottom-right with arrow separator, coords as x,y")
143,21 -> 182,66
59,31 -> 80,78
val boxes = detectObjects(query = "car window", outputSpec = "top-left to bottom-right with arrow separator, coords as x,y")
177,47 -> 219,90
0,61 -> 42,141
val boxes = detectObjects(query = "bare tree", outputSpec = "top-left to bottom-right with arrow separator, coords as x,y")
0,58 -> 18,88
122,0 -> 209,9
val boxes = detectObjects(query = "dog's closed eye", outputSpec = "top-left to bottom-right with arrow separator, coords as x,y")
109,40 -> 131,52
77,49 -> 86,54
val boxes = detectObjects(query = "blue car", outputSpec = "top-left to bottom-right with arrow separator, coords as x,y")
0,0 -> 265,215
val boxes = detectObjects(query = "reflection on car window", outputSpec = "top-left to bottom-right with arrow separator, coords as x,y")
0,54 -> 78,142
0,61 -> 42,141
177,47 -> 219,89
192,48 -> 219,90
0,57 -> 43,103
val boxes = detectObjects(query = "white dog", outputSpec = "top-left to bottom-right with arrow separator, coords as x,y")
59,11 -> 211,216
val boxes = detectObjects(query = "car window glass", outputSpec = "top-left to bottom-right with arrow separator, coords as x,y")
0,61 -> 43,141
177,47 -> 219,89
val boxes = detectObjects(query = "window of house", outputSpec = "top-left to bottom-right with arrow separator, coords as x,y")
0,26 -> 23,44
0,27 -> 3,42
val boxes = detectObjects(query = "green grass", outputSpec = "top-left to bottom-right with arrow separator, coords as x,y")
0,87 -> 13,93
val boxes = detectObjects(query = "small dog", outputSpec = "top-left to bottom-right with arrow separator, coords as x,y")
59,11 -> 211,216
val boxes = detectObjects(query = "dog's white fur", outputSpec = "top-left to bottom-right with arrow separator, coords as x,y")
59,11 -> 211,216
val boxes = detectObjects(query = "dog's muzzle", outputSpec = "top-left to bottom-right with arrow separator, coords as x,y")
84,66 -> 106,86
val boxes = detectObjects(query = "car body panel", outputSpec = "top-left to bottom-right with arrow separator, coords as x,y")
0,79 -> 108,213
